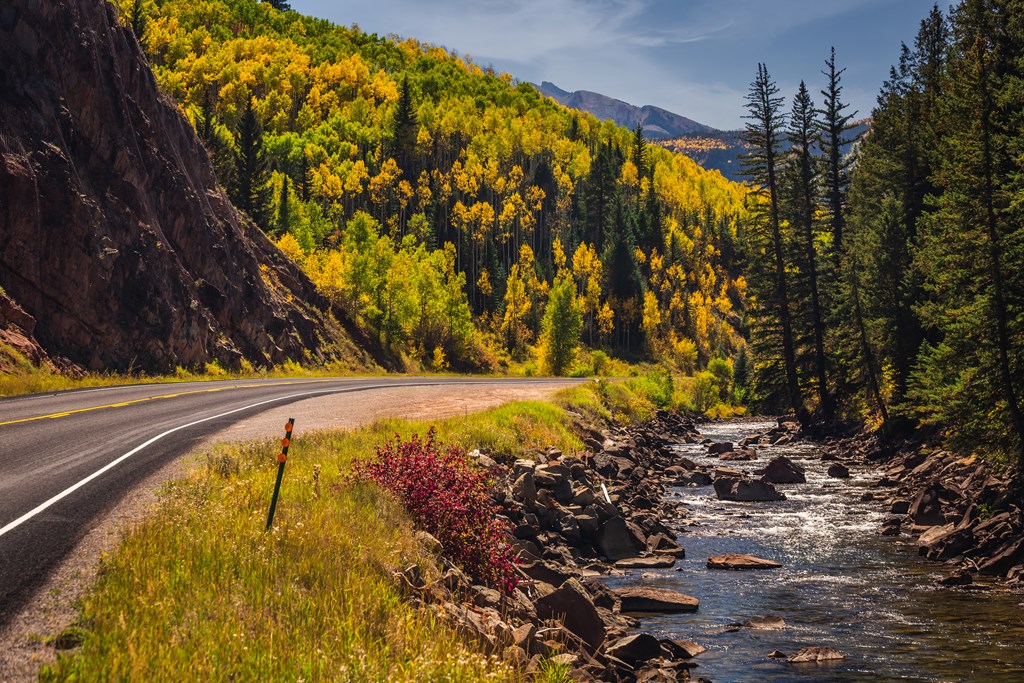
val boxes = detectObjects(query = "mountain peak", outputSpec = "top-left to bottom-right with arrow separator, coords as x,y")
532,81 -> 717,139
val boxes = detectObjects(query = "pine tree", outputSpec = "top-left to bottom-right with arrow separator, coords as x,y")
129,0 -> 147,46
913,0 -> 1024,467
784,81 -> 831,420
231,99 -> 272,230
278,173 -> 290,235
264,0 -> 291,11
391,75 -> 419,178
817,48 -> 859,263
741,64 -> 805,422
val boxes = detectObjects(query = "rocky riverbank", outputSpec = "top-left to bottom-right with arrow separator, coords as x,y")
818,431 -> 1024,586
391,409 -> 716,682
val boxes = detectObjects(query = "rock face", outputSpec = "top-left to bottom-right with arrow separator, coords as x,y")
0,0 -> 373,371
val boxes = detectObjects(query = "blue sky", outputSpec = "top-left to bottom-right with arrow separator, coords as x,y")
289,0 -> 955,130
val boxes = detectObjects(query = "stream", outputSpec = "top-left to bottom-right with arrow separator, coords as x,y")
602,420 -> 1024,682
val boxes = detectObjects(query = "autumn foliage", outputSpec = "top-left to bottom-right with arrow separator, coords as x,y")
351,431 -> 518,592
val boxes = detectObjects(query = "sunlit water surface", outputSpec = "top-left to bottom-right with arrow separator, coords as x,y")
601,420 -> 1024,682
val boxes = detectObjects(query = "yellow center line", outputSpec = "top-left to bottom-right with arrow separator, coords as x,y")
0,379 -> 337,427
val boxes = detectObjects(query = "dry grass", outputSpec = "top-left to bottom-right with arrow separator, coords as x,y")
39,381 -> 660,682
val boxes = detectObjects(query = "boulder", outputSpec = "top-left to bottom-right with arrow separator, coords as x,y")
512,472 -> 537,506
762,456 -> 806,484
937,570 -> 973,587
742,615 -> 786,630
661,639 -> 706,659
721,449 -> 758,461
714,477 -> 786,502
908,482 -> 952,527
708,442 -> 735,455
787,647 -> 846,663
827,463 -> 850,478
614,586 -> 699,613
615,556 -> 676,569
534,578 -> 606,650
605,633 -> 663,665
979,537 -> 1024,576
677,471 -> 713,487
707,554 -> 782,570
595,516 -> 646,561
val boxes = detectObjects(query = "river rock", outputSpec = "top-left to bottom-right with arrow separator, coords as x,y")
534,578 -> 605,650
937,569 -> 973,586
787,646 -> 846,663
661,639 -> 706,659
615,556 -> 677,569
595,516 -> 647,561
762,456 -> 806,484
827,463 -> 850,478
979,537 -> 1024,576
707,554 -> 782,570
743,615 -> 787,630
708,442 -> 735,455
714,477 -> 786,502
605,633 -> 663,664
721,449 -> 758,461
908,482 -> 953,527
614,586 -> 700,613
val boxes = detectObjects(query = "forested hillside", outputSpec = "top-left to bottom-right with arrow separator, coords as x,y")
740,1 -> 1024,470
117,0 -> 749,372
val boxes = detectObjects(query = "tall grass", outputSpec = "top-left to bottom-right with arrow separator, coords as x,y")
41,381 -> 661,681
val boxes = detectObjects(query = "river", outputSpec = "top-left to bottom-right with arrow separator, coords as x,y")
602,420 -> 1024,682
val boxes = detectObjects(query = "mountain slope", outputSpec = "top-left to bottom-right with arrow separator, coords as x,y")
534,81 -> 715,139
0,0 -> 373,372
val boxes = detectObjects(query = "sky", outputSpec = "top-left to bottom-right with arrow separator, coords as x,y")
289,0 -> 956,130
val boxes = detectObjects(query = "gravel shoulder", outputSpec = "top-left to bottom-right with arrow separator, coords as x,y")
0,379 -> 577,681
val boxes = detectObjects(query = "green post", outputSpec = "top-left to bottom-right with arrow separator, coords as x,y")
266,418 -> 295,531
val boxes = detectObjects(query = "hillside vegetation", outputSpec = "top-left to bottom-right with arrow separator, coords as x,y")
118,0 -> 749,374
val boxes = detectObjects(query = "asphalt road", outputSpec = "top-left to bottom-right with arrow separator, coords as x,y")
0,376 -> 577,623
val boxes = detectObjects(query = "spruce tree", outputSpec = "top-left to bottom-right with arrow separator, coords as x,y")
817,48 -> 858,263
913,0 -> 1024,467
129,0 -> 147,46
741,64 -> 806,422
231,99 -> 272,230
784,81 -> 831,420
391,75 -> 419,178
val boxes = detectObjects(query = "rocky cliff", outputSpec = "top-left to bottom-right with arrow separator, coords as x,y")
0,0 -> 372,372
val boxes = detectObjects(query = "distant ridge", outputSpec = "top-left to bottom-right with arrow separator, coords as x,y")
532,81 -> 869,182
533,81 -> 716,140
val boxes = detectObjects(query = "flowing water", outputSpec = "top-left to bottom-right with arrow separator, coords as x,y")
602,420 -> 1024,682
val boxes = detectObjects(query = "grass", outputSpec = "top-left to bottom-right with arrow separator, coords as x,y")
40,380 -> 662,682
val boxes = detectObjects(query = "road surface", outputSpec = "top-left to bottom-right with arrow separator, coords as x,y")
0,376 -> 579,623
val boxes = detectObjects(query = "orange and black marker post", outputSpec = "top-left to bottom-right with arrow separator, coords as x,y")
265,418 -> 294,531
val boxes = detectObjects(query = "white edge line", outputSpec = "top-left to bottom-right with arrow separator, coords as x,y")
0,385 -> 387,539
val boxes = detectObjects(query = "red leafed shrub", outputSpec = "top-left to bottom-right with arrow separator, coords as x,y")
351,430 -> 518,592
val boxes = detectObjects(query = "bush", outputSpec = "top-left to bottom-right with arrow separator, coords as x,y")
690,371 -> 720,413
350,431 -> 518,592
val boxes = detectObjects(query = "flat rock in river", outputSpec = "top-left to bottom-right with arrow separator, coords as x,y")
614,586 -> 700,613
707,554 -> 782,570
615,556 -> 677,569
787,646 -> 846,663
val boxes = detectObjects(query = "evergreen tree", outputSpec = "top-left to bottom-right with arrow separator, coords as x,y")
264,0 -> 291,11
129,0 -> 147,46
231,99 -> 272,230
784,81 -> 831,419
817,47 -> 858,262
913,0 -> 1024,467
390,75 -> 419,178
278,173 -> 290,235
741,64 -> 806,423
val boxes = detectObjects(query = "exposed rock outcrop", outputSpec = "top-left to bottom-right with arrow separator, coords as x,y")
0,0 -> 373,371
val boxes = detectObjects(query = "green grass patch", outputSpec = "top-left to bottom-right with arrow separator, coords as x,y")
41,380 -> 662,681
